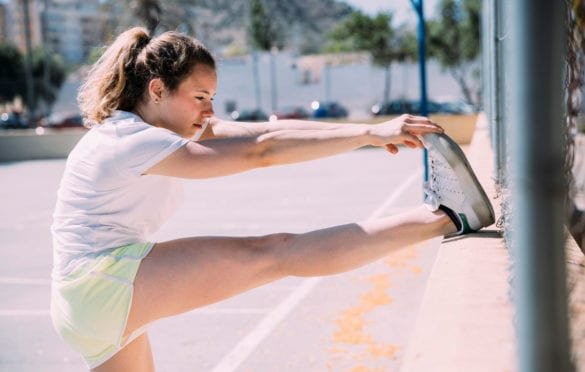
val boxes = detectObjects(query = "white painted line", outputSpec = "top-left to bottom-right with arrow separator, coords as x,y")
0,308 -> 271,317
210,172 -> 424,371
368,170 -> 423,220
0,277 -> 51,285
0,309 -> 50,316
195,308 -> 269,315
211,277 -> 322,372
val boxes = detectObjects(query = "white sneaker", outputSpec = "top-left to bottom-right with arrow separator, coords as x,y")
421,132 -> 495,235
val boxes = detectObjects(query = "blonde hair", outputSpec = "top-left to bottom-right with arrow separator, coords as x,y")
78,27 -> 215,125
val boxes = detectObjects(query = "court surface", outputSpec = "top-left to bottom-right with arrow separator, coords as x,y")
0,147 -> 440,371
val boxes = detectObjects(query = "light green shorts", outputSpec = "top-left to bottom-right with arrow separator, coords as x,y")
51,242 -> 154,368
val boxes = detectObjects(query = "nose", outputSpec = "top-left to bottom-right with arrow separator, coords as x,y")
203,102 -> 214,118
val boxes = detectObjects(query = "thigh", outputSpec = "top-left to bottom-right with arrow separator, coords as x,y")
92,333 -> 154,372
125,234 -> 291,336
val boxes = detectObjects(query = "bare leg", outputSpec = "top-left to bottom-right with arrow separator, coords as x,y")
92,333 -> 154,372
99,206 -> 454,371
277,206 -> 455,276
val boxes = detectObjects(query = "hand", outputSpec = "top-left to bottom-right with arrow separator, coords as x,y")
370,114 -> 444,154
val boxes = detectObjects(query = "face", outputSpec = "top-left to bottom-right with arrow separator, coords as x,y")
156,64 -> 217,139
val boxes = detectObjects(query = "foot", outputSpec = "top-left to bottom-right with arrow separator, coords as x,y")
421,132 -> 495,236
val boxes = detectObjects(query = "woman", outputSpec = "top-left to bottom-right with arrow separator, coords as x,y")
50,27 -> 493,371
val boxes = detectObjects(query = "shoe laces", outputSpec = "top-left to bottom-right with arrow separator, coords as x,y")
425,150 -> 465,209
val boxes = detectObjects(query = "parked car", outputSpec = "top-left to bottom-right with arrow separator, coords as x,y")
310,101 -> 348,119
39,112 -> 84,129
230,109 -> 269,122
371,99 -> 443,116
270,106 -> 310,120
0,112 -> 29,129
436,101 -> 476,114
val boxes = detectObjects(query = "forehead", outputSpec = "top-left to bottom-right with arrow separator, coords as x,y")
180,64 -> 217,92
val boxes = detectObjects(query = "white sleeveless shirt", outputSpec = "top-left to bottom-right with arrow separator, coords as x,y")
51,111 -> 198,280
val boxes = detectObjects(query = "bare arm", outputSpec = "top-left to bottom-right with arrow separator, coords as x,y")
197,117 -> 352,140
147,115 -> 443,179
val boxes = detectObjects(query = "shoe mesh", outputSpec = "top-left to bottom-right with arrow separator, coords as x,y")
425,148 -> 466,211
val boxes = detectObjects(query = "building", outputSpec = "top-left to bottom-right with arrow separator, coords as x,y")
5,0 -> 43,53
0,3 -> 8,42
45,0 -> 102,64
4,0 -> 102,64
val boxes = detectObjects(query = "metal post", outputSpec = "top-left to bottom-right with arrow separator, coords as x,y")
22,0 -> 35,120
324,62 -> 331,102
493,0 -> 506,185
410,0 -> 429,183
506,1 -> 572,371
252,52 -> 262,110
270,49 -> 278,112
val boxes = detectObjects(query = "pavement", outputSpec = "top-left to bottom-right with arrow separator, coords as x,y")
1,146 -> 441,371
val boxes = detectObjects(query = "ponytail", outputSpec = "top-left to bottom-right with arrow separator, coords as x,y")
78,27 -> 151,125
78,27 -> 215,125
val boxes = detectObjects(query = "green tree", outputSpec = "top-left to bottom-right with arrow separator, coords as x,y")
0,43 -> 25,103
427,0 -> 481,109
327,11 -> 416,104
248,0 -> 283,112
131,0 -> 162,35
31,46 -> 67,112
0,44 -> 65,113
101,0 -> 201,39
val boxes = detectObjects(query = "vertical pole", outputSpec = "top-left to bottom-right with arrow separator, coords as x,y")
324,62 -> 331,102
22,0 -> 35,121
42,0 -> 51,116
252,52 -> 262,111
270,49 -> 278,112
507,1 -> 573,371
411,0 -> 429,183
493,0 -> 506,185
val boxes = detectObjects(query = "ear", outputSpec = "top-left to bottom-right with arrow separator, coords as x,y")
147,78 -> 166,103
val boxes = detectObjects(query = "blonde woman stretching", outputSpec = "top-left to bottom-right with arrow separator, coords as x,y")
50,27 -> 494,371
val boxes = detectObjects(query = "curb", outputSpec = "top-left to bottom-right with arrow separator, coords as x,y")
399,114 -> 516,372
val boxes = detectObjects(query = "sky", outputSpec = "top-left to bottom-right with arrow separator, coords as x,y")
341,0 -> 439,25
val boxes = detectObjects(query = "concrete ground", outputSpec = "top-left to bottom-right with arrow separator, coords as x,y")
0,147 -> 441,371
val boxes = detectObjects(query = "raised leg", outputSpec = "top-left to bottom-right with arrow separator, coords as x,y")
97,206 -> 454,371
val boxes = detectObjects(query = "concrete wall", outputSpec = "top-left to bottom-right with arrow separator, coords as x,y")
0,128 -> 86,162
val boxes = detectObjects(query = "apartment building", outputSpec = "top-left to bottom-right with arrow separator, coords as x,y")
0,3 -> 7,42
5,0 -> 43,53
5,0 -> 102,64
45,0 -> 102,64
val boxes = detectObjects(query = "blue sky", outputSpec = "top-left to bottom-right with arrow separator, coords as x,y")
341,0 -> 439,25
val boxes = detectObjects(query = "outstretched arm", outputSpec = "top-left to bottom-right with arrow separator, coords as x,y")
198,117 -> 353,140
147,114 -> 443,179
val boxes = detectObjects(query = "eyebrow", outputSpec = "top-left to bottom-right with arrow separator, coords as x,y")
194,89 -> 215,96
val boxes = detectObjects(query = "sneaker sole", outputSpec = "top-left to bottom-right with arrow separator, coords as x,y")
422,132 -> 495,229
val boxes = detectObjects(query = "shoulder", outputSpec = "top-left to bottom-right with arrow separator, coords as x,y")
102,111 -> 191,176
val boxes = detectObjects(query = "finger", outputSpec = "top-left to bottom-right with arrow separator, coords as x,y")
404,140 -> 418,148
403,114 -> 432,123
401,133 -> 424,148
403,122 -> 444,134
386,144 -> 399,154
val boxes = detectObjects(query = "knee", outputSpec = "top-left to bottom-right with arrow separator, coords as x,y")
244,233 -> 296,276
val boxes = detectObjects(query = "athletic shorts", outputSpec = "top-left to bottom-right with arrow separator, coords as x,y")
50,242 -> 154,368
